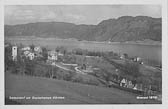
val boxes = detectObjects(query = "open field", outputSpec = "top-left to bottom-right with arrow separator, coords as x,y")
5,72 -> 160,104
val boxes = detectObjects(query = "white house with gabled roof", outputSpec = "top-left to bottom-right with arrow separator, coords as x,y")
48,50 -> 58,61
28,52 -> 35,60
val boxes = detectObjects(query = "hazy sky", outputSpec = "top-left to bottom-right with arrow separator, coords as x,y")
5,5 -> 161,25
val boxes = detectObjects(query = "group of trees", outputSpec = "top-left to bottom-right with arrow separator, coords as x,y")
55,46 -> 67,55
122,61 -> 141,78
5,43 -> 13,71
62,55 -> 76,64
5,43 -> 101,87
41,47 -> 48,62
72,48 -> 103,57
5,43 -> 70,76
103,53 -> 161,93
5,43 -> 37,75
72,48 -> 123,61
103,55 -> 141,82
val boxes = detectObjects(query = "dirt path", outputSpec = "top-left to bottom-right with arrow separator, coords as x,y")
74,67 -> 86,75
51,62 -> 86,75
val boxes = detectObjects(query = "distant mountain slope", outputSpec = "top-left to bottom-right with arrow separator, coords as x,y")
5,16 -> 161,42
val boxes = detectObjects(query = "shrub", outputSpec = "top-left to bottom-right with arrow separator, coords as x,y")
41,47 -> 48,62
72,76 -> 84,83
24,60 -> 35,76
123,61 -> 141,78
63,72 -> 75,81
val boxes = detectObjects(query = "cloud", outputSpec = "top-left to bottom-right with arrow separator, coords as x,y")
65,13 -> 85,20
143,5 -> 161,17
40,11 -> 57,20
4,5 -> 161,25
5,7 -> 36,20
5,6 -> 18,17
16,10 -> 35,20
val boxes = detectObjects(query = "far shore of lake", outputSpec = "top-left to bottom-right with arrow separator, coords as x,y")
5,36 -> 161,46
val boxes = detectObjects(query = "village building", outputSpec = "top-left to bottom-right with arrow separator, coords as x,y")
120,78 -> 126,87
22,46 -> 31,57
120,54 -> 125,59
137,57 -> 141,61
48,51 -> 58,61
34,46 -> 43,58
120,53 -> 128,60
34,46 -> 42,53
28,52 -> 35,60
21,46 -> 31,51
23,51 -> 30,57
133,57 -> 141,62
58,52 -> 64,56
22,49 -> 35,60
81,64 -> 93,73
133,83 -> 143,91
126,80 -> 134,88
20,46 -> 43,60
34,52 -> 42,58
131,56 -> 144,64
12,46 -> 17,61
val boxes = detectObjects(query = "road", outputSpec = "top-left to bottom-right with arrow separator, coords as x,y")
51,62 -> 73,71
74,67 -> 86,75
60,62 -> 78,66
51,62 -> 86,75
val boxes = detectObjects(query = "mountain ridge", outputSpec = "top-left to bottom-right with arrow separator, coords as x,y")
5,16 -> 162,42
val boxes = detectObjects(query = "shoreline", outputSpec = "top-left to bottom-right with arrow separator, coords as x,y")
5,36 -> 161,46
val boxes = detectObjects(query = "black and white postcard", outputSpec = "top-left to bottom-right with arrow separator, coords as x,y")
1,0 -> 168,109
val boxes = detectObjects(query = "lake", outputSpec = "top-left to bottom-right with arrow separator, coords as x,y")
5,37 -> 161,65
